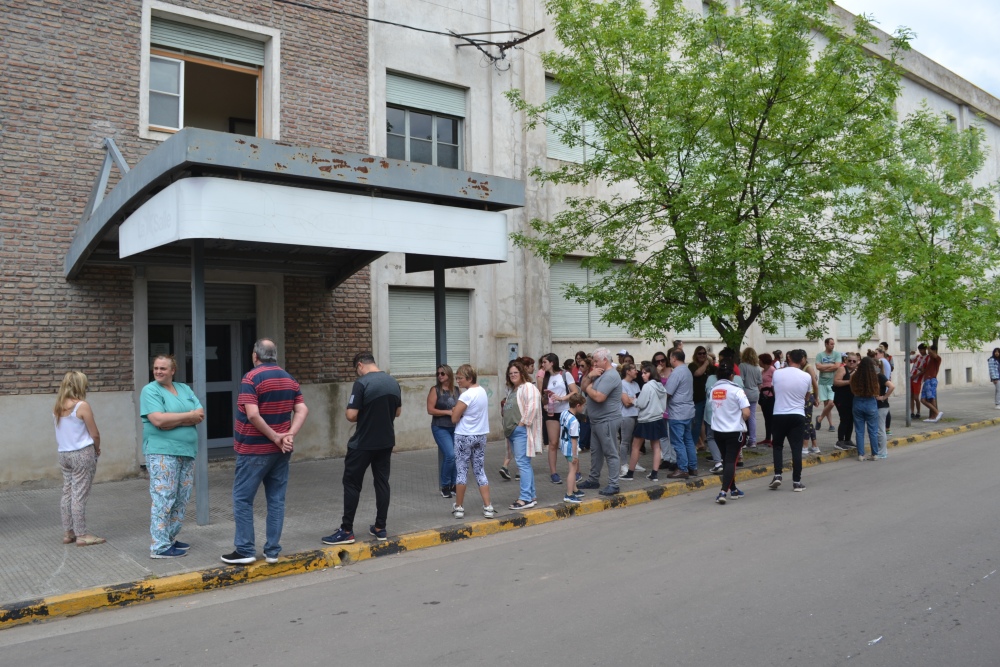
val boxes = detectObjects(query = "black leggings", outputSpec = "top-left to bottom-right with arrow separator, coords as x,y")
714,429 -> 743,492
759,393 -> 775,440
835,400 -> 854,442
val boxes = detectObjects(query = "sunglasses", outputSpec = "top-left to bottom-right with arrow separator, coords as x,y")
437,371 -> 448,376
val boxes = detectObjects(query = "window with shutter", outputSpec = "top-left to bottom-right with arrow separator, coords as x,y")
549,258 -> 630,341
386,73 -> 465,169
388,288 -> 471,375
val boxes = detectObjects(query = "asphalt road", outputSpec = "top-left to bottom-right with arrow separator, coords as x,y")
2,431 -> 998,666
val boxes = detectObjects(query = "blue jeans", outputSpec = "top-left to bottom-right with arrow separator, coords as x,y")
232,452 -> 291,559
853,397 -> 879,458
693,401 -> 706,442
431,425 -> 457,488
509,426 -> 535,502
669,418 -> 697,472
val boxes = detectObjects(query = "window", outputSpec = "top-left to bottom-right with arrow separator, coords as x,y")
386,73 -> 465,169
549,259 -> 630,340
676,317 -> 717,340
545,78 -> 595,163
141,7 -> 279,140
773,306 -> 811,339
388,288 -> 470,375
837,311 -> 868,339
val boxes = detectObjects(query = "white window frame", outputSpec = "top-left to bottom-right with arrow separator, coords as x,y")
139,0 -> 281,141
386,105 -> 463,169
148,54 -> 184,131
546,78 -> 594,164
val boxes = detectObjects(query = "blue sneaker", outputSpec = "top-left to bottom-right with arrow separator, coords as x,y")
563,494 -> 582,504
151,545 -> 187,559
369,525 -> 388,542
730,487 -> 745,499
172,540 -> 190,551
598,486 -> 620,496
715,492 -> 727,504
322,528 -> 355,545
550,473 -> 562,484
572,490 -> 585,498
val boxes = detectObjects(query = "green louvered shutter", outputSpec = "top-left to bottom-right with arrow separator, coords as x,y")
388,288 -> 470,375
386,73 -> 466,117
152,17 -> 265,66
549,259 -> 591,340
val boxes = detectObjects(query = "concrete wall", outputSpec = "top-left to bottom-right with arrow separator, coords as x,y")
2,393 -> 140,488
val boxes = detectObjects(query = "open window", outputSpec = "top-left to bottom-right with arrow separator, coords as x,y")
141,7 -> 279,140
385,73 -> 465,169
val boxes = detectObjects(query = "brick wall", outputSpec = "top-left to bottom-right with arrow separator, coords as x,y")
283,270 -> 372,384
0,0 -> 371,395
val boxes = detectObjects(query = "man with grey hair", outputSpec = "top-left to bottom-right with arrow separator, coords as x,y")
577,347 -> 622,496
222,338 -> 308,565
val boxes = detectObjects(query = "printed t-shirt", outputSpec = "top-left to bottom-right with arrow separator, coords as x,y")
559,410 -> 580,459
709,379 -> 750,432
346,371 -> 401,451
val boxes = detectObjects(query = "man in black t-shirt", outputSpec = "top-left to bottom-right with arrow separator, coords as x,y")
322,352 -> 401,546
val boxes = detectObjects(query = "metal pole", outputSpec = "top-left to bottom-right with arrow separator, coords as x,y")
191,240 -> 210,525
903,322 -> 912,428
433,263 -> 447,367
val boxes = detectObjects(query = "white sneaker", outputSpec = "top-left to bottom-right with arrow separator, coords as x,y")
620,464 -> 629,476
995,405 -> 1000,410
452,504 -> 464,519
932,412 -> 944,422
634,464 -> 646,472
810,447 -> 821,455
483,505 -> 496,518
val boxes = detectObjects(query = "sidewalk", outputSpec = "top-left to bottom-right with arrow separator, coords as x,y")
2,384 -> 997,623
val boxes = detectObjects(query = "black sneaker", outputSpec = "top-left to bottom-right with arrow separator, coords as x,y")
598,486 -> 620,496
577,479 -> 601,490
768,475 -> 782,490
172,540 -> 190,551
646,472 -> 659,481
793,482 -> 806,492
440,486 -> 453,498
621,470 -> 634,480
321,528 -> 355,545
369,525 -> 388,542
498,466 -> 512,481
221,550 -> 256,565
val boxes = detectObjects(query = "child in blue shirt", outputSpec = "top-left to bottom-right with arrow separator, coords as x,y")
559,394 -> 587,504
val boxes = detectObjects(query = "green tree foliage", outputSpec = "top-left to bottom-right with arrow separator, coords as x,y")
842,105 -> 1000,349
509,0 -> 909,349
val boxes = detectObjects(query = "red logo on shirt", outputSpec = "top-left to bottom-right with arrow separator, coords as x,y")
711,389 -> 727,400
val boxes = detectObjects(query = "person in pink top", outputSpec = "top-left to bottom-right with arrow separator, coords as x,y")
758,353 -> 776,446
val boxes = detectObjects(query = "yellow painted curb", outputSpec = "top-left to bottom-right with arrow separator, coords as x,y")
4,415 -> 998,629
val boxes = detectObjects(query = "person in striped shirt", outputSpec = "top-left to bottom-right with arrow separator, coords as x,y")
222,338 -> 308,565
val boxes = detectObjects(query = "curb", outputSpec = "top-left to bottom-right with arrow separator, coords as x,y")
4,415 -> 999,629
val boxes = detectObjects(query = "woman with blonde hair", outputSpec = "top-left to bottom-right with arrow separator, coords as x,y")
451,365 -> 495,519
738,347 -> 762,448
504,361 -> 543,509
53,371 -> 104,546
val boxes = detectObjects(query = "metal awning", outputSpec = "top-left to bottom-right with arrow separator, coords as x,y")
66,128 -> 525,287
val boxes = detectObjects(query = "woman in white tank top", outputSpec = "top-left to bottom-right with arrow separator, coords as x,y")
53,371 -> 104,546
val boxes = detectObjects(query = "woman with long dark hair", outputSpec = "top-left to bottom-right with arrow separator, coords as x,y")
427,364 -> 458,498
851,356 -> 881,461
503,361 -> 542,509
537,353 -> 578,485
622,362 -> 667,482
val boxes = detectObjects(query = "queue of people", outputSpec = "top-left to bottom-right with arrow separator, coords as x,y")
50,338 -> 979,551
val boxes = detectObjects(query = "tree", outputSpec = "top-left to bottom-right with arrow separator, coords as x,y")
509,0 -> 909,350
842,104 -> 1000,349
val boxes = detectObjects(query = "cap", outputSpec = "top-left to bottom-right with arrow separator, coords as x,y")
617,349 -> 629,356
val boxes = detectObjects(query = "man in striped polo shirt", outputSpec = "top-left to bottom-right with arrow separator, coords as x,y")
222,338 -> 308,565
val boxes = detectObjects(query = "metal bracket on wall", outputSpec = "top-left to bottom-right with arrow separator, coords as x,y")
80,137 -> 130,224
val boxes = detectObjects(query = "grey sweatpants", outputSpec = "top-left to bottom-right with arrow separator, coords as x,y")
588,418 -> 621,487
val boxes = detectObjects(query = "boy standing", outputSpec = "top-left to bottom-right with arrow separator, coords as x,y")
560,394 -> 587,504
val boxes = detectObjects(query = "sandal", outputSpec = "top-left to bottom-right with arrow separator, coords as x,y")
75,535 -> 106,547
508,499 -> 529,510
63,532 -> 76,544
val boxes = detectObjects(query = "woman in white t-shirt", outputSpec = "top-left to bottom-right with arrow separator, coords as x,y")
538,353 -> 579,485
53,371 -> 105,546
451,364 -> 495,519
709,362 -> 751,504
